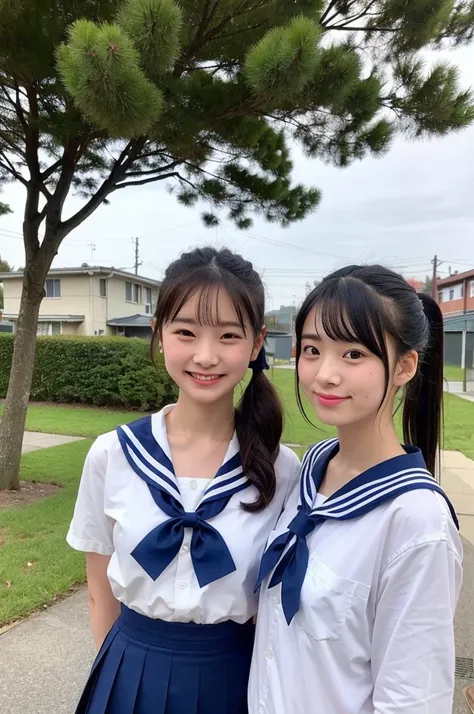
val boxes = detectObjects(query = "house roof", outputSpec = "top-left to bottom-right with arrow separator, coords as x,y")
2,313 -> 85,323
437,268 -> 474,288
0,265 -> 161,287
107,313 -> 153,328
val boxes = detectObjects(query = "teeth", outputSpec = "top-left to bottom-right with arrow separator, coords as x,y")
191,373 -> 220,381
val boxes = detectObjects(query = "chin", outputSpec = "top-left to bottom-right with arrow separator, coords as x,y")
311,405 -> 355,429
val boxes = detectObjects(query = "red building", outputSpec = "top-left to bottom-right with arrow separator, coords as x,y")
437,269 -> 474,317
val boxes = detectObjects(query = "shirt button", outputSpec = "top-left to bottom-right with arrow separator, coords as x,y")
272,596 -> 280,606
179,581 -> 188,590
189,480 -> 197,490
266,648 -> 274,660
182,543 -> 190,553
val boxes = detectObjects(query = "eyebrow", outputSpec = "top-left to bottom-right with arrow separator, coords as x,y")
301,332 -> 320,340
171,317 -> 244,329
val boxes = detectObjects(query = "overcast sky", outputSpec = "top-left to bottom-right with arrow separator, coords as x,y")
1,45 -> 473,310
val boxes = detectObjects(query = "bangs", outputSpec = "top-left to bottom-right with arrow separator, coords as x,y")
301,277 -> 391,359
155,266 -> 261,335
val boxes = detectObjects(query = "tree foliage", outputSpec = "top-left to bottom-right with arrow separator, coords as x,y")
1,0 -> 474,235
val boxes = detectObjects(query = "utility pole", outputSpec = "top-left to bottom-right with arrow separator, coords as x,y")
431,255 -> 440,300
133,237 -> 142,275
87,243 -> 96,263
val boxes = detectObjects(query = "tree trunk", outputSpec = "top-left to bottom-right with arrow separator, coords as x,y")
0,268 -> 45,490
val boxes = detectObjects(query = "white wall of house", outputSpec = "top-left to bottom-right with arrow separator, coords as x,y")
2,271 -> 159,336
438,282 -> 464,303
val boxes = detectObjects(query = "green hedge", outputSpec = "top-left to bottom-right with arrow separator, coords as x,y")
0,334 -> 177,410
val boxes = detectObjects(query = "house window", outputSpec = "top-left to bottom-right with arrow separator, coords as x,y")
125,281 -> 141,304
449,289 -> 455,301
461,284 -> 464,298
145,287 -> 152,314
438,291 -> 443,303
471,281 -> 474,298
45,278 -> 61,298
37,322 -> 61,336
99,279 -> 107,298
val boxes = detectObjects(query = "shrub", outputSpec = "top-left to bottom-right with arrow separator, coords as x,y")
0,334 -> 177,410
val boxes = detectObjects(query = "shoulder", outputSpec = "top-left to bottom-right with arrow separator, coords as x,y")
275,444 -> 300,473
380,488 -> 462,565
85,423 -> 127,469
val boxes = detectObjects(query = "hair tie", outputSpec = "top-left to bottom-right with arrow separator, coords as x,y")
249,347 -> 269,373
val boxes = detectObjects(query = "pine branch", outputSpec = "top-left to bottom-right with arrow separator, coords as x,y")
115,171 -> 196,190
124,161 -> 181,178
330,0 -> 380,28
320,0 -> 339,24
325,24 -> 397,32
0,155 -> 27,186
41,159 -> 64,181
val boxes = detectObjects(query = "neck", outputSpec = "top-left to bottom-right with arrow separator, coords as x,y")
334,414 -> 405,479
167,390 -> 235,442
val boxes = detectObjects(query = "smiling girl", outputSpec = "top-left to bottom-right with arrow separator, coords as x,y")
250,264 -> 462,714
67,247 -> 299,714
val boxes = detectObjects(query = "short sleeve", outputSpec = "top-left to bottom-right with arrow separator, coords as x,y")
282,447 -> 301,506
66,435 -> 115,555
371,537 -> 462,713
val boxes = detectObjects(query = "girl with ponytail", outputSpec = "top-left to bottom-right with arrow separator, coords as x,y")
67,247 -> 299,714
250,265 -> 462,714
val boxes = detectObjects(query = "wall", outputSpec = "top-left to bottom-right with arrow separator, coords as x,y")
444,331 -> 474,368
3,275 -> 90,333
439,278 -> 474,316
107,276 -> 158,322
3,273 -> 159,336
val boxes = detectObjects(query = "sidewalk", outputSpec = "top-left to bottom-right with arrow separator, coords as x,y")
22,431 -> 84,453
0,447 -> 473,713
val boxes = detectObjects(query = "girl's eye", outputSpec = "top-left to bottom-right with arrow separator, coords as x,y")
175,329 -> 194,337
303,345 -> 319,357
345,350 -> 364,360
221,332 -> 241,340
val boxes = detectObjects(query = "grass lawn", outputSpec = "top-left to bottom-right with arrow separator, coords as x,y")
0,367 -> 473,626
0,439 -> 92,625
0,402 -> 137,438
444,365 -> 464,382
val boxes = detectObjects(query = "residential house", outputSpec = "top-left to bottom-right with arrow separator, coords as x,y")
436,269 -> 474,372
437,269 -> 474,317
0,265 -> 160,337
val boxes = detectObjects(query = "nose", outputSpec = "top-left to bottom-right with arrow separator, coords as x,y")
315,356 -> 342,387
192,340 -> 219,368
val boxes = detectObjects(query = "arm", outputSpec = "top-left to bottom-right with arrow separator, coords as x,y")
86,553 -> 121,649
371,538 -> 462,714
66,437 -> 119,648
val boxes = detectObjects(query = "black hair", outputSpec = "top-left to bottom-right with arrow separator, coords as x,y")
295,265 -> 444,474
151,246 -> 284,512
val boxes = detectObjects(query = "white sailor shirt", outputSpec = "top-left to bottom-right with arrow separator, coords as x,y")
249,439 -> 463,714
67,404 -> 300,625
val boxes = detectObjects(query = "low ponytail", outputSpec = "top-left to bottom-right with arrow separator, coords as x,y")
402,293 -> 444,475
235,369 -> 284,513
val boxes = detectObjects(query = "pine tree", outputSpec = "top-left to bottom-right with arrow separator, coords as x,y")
1,0 -> 474,488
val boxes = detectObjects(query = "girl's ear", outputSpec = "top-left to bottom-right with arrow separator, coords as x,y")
394,350 -> 419,387
250,326 -> 266,361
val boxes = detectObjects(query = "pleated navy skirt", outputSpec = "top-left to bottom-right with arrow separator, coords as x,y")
75,605 -> 255,714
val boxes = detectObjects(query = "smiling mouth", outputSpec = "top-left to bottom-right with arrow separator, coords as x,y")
315,393 -> 349,406
187,372 -> 224,383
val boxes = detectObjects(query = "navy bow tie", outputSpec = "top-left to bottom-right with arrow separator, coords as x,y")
256,439 -> 459,625
117,416 -> 250,587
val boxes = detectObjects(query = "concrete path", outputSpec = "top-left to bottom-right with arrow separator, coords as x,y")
0,444 -> 473,713
445,381 -> 474,403
22,431 -> 84,453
